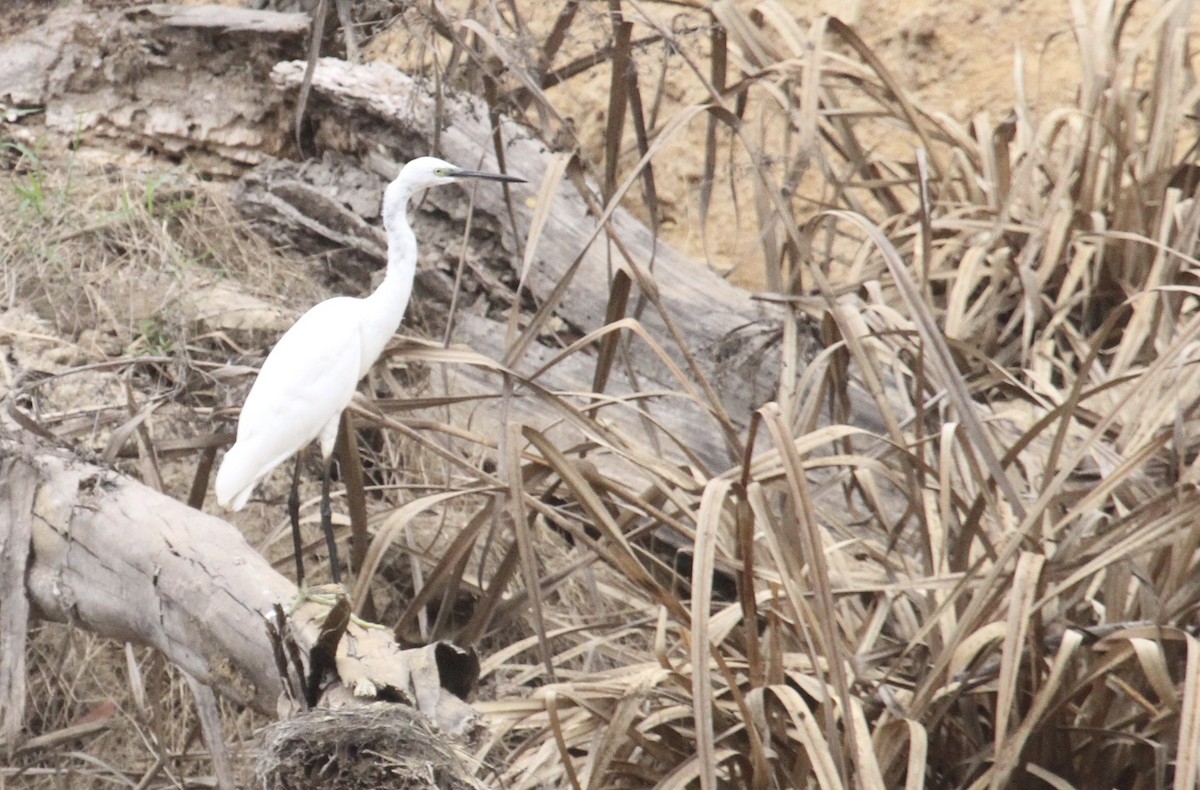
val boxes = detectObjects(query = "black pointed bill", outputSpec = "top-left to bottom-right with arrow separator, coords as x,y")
450,168 -> 525,184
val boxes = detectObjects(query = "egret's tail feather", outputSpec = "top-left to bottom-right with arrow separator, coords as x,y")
216,435 -> 303,510
216,442 -> 265,511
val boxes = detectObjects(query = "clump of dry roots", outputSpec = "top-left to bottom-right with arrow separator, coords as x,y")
255,704 -> 485,790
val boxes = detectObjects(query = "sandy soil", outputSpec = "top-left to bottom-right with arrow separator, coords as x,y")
837,0 -> 1089,116
363,0 -> 1181,287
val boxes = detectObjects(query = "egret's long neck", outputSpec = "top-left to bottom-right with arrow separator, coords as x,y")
356,180 -> 420,376
371,180 -> 420,317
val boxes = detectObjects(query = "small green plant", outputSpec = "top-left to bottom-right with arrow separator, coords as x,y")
143,172 -> 195,217
2,140 -> 48,215
130,316 -> 175,356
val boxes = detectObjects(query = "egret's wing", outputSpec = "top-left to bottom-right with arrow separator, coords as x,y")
216,298 -> 363,508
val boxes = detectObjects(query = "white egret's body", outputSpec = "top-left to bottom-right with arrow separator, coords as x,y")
215,157 -> 521,511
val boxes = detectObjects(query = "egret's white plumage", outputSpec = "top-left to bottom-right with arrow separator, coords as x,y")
215,156 -> 522,510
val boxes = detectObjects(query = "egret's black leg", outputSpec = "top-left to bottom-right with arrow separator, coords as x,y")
287,455 -> 305,587
320,457 -> 342,585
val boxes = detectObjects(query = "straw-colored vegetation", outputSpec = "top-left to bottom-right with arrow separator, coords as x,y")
6,0 -> 1200,787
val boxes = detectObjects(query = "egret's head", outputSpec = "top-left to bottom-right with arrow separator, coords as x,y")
383,157 -> 524,232
399,156 -> 524,191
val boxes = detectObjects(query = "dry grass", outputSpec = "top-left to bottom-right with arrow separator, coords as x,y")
7,0 -> 1200,787
0,152 -> 323,787
372,1 -> 1200,787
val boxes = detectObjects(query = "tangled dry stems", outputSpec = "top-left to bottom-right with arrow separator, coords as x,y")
5,0 -> 1200,787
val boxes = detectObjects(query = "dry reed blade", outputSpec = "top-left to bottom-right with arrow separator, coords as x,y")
515,151 -> 571,294
351,488 -> 487,614
504,419 -> 556,680
625,81 -> 659,240
604,14 -> 632,204
846,695 -> 887,790
293,0 -> 331,154
504,150 -> 570,355
761,402 -> 854,784
689,477 -> 729,790
544,689 -> 585,790
699,8 -> 727,240
186,445 -> 218,510
521,425 -> 687,621
591,269 -> 631,395
991,551 -> 1044,783
335,411 -> 371,613
1175,634 -> 1200,790
539,0 -> 579,74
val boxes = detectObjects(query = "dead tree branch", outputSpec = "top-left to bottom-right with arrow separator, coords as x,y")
0,437 -> 479,741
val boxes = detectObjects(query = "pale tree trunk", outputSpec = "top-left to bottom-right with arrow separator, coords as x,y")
0,438 -> 480,779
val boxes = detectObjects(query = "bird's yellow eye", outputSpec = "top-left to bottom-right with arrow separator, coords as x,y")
435,167 -> 449,176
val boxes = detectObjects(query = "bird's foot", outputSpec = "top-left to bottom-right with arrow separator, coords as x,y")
352,615 -> 389,631
286,583 -> 386,630
286,581 -> 343,617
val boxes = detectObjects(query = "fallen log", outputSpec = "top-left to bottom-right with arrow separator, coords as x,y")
229,58 -> 796,475
0,437 -> 479,772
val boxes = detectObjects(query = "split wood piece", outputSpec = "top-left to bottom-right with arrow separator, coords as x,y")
0,438 -> 479,743
0,4 -> 308,173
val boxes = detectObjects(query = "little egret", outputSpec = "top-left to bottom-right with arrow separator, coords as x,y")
215,156 -> 524,585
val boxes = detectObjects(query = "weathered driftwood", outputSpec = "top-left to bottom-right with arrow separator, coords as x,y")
267,54 -> 788,385
250,56 -> 797,473
0,4 -> 306,172
0,438 -> 478,742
